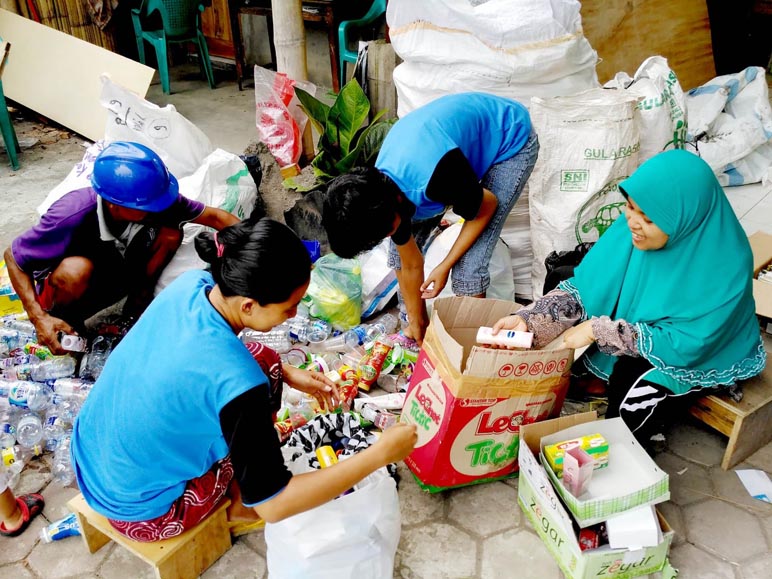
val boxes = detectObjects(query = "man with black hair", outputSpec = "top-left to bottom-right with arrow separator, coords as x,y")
322,92 -> 538,343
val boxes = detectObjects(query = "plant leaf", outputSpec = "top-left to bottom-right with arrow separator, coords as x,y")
334,120 -> 388,174
325,79 -> 370,156
295,87 -> 330,138
360,121 -> 394,166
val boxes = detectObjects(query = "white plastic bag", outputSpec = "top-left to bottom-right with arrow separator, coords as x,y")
36,140 -> 108,215
604,56 -> 687,163
155,148 -> 258,293
265,469 -> 400,579
253,66 -> 315,168
529,89 -> 641,297
423,222 -> 515,312
100,75 -> 214,179
360,239 -> 398,318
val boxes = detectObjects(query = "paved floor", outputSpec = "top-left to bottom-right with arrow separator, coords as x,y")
1,65 -> 772,579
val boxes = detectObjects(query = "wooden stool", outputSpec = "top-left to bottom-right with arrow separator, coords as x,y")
67,494 -> 232,579
688,364 -> 772,470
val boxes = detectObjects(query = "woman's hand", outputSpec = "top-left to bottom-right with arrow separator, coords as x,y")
282,364 -> 340,411
492,314 -> 527,334
374,422 -> 418,464
420,265 -> 450,299
562,320 -> 596,349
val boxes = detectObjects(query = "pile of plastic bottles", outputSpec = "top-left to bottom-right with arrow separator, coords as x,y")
1,314 -> 115,492
241,310 -> 418,441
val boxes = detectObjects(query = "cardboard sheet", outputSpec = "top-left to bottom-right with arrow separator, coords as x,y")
0,9 -> 154,141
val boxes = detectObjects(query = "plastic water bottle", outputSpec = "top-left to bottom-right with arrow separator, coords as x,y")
52,435 -> 75,486
285,390 -> 316,430
1,444 -> 42,473
287,316 -> 332,343
0,408 -> 17,448
15,411 -> 44,448
79,336 -> 114,381
30,356 -> 76,382
241,324 -> 292,354
26,382 -> 53,412
43,407 -> 67,446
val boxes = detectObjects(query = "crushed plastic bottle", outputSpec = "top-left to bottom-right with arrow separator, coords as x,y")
30,356 -> 77,382
79,336 -> 114,381
26,382 -> 53,412
51,434 -> 75,486
15,410 -> 44,448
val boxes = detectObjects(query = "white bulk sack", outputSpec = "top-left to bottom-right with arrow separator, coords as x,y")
100,75 -> 214,179
388,0 -> 599,117
686,67 -> 772,186
155,149 -> 258,293
393,60 -> 598,117
604,56 -> 688,163
529,89 -> 641,298
499,184 -> 533,301
423,222 -> 515,313
387,0 -> 597,83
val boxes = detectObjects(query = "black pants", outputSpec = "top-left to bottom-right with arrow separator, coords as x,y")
606,356 -> 707,446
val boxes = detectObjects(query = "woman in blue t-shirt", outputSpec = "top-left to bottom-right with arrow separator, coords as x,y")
71,218 -> 417,541
321,93 -> 538,345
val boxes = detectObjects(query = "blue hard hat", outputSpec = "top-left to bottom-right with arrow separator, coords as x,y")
91,142 -> 179,212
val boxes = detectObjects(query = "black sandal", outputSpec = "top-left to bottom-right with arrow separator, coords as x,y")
0,493 -> 45,538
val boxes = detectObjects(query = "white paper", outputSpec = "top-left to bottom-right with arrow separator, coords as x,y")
736,469 -> 772,503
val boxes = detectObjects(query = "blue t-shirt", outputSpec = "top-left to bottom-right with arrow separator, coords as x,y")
71,270 -> 265,521
375,93 -> 531,221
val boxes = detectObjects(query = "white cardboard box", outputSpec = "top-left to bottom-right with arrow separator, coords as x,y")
518,413 -> 676,579
540,417 -> 670,527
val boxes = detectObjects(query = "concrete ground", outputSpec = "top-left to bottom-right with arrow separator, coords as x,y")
2,64 -> 772,579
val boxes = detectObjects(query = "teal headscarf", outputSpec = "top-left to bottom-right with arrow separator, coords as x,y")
560,150 -> 765,394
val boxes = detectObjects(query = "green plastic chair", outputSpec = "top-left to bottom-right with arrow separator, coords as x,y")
0,37 -> 19,171
131,0 -> 216,95
338,0 -> 387,89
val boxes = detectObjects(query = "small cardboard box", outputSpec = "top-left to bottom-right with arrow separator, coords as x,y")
518,413 -> 676,579
401,296 -> 574,492
0,261 -> 24,317
749,231 -> 772,321
540,417 -> 670,527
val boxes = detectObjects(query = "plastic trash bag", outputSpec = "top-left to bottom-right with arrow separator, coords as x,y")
254,66 -> 315,168
265,414 -> 401,579
302,254 -> 362,330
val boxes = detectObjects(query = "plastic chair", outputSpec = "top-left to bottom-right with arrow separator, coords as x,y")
131,0 -> 216,95
0,37 -> 20,170
337,0 -> 387,89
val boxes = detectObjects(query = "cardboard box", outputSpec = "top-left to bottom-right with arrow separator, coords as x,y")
518,413 -> 676,579
749,231 -> 772,321
0,261 -> 24,318
400,296 -> 574,492
540,417 -> 669,527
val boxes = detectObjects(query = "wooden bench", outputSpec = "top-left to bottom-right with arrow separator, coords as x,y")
67,494 -> 232,579
688,363 -> 772,470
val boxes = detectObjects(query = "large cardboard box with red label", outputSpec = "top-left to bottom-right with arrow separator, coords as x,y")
401,296 -> 574,492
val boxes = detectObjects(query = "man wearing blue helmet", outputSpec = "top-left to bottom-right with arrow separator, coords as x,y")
4,141 -> 239,354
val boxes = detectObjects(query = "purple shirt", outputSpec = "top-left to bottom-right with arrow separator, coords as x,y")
11,187 -> 204,277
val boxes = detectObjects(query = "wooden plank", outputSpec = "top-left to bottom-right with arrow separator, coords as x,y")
722,397 -> 772,469
68,493 -> 232,569
580,0 -> 715,91
0,9 -> 154,141
0,40 -> 8,77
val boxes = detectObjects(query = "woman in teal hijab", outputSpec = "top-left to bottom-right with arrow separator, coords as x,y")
493,150 -> 766,448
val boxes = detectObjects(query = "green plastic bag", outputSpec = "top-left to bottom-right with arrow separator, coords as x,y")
302,254 -> 362,330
